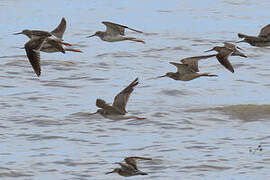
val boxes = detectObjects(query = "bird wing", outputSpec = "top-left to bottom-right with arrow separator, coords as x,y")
216,49 -> 234,73
124,157 -> 152,170
102,21 -> 143,36
31,30 -> 52,38
112,78 -> 139,114
170,62 -> 194,74
24,37 -> 47,76
102,21 -> 126,36
258,24 -> 270,37
224,42 -> 244,51
51,17 -> 66,39
223,42 -> 237,50
117,162 -> 136,172
96,99 -> 119,114
96,99 -> 110,109
180,54 -> 216,72
124,158 -> 138,170
223,42 -> 246,57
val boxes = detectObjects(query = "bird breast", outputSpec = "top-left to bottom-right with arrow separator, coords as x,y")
102,35 -> 125,42
179,74 -> 200,81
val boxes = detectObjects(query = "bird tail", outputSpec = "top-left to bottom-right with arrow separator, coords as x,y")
127,156 -> 152,160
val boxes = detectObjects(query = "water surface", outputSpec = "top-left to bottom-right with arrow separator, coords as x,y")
0,0 -> 270,179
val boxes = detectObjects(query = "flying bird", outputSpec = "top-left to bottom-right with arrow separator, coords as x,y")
237,24 -> 270,47
205,42 -> 247,73
14,18 -> 82,53
156,55 -> 218,81
90,78 -> 145,119
106,156 -> 152,177
87,21 -> 145,44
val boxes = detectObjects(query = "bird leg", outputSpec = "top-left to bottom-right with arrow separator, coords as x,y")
129,39 -> 146,44
124,37 -> 145,44
65,48 -> 83,53
60,41 -> 72,46
200,73 -> 218,77
133,116 -> 147,120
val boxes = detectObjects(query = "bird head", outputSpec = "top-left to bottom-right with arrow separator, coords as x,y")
13,29 -> 32,37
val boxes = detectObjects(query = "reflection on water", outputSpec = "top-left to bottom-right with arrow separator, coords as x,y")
0,0 -> 270,179
187,104 -> 270,121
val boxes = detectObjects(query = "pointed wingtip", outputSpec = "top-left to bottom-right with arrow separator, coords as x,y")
235,40 -> 245,43
61,17 -> 66,24
228,68 -> 235,73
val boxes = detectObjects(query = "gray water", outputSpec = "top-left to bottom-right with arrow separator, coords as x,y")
0,0 -> 270,179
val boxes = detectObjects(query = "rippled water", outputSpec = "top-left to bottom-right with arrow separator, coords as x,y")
0,0 -> 270,179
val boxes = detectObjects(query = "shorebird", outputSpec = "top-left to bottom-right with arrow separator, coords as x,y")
237,24 -> 270,47
14,18 -> 82,53
106,156 -> 152,177
204,42 -> 247,73
90,78 -> 145,119
156,55 -> 218,81
86,21 -> 145,44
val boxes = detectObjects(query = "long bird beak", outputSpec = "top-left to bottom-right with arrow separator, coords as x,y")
146,75 -> 167,80
105,171 -> 114,174
204,48 -> 214,53
155,75 -> 167,79
86,34 -> 96,38
13,32 -> 23,35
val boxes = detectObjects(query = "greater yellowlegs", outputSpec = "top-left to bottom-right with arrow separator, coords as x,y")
96,77 -> 138,115
156,55 -> 218,81
106,156 -> 152,177
14,18 -> 82,53
90,78 -> 145,119
204,43 -> 247,73
87,21 -> 145,44
237,24 -> 270,47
